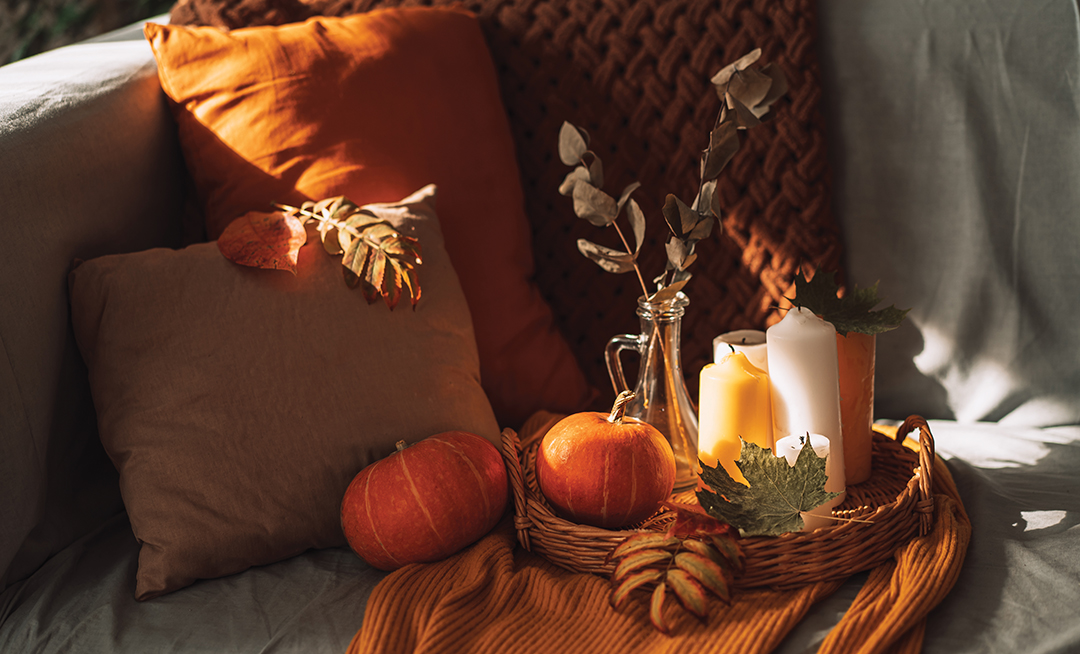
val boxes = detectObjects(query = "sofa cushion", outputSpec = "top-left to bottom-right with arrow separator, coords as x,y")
68,186 -> 500,599
144,7 -> 596,428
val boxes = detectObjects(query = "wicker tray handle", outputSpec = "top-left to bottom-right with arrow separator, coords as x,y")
500,428 -> 532,551
895,415 -> 937,535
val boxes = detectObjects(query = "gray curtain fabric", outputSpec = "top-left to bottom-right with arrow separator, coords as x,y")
818,0 -> 1080,427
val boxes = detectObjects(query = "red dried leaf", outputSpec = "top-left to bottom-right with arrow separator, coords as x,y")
218,210 -> 307,274
660,501 -> 737,539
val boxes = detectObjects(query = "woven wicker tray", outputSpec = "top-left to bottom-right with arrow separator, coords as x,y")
500,415 -> 936,590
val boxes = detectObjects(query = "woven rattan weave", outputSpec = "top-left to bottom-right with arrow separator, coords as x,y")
501,415 -> 936,590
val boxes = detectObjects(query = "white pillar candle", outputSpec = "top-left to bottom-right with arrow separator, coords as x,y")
766,307 -> 845,492
774,433 -> 843,531
713,329 -> 768,372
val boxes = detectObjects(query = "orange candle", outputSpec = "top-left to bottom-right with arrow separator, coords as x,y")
836,332 -> 875,485
697,351 -> 773,485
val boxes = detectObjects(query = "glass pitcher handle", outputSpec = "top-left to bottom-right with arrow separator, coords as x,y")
605,334 -> 643,395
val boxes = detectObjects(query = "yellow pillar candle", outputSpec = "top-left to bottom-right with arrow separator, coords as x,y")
697,351 -> 773,485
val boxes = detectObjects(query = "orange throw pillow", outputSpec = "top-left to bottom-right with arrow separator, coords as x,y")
145,7 -> 596,427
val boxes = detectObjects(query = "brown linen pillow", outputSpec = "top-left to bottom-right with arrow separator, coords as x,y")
69,186 -> 500,600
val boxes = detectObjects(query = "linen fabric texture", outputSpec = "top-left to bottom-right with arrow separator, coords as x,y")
144,7 -> 596,428
68,187 -> 501,600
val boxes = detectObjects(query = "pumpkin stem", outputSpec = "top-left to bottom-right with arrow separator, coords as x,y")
608,390 -> 637,424
395,440 -> 408,452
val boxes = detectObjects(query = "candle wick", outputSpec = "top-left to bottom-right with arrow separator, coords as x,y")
740,337 -> 747,344
727,343 -> 736,354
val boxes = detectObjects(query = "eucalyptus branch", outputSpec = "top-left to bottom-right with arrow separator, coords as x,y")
557,48 -> 786,301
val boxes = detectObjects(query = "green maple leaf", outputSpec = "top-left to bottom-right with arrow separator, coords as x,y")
787,271 -> 909,336
695,439 -> 842,537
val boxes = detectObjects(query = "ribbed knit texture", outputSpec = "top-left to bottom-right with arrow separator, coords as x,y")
347,424 -> 970,653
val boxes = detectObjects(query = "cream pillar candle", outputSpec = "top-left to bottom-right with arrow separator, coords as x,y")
774,433 -> 843,531
697,351 -> 773,485
713,329 -> 768,372
765,307 -> 845,493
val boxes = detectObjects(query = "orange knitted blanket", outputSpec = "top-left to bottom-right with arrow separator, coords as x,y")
348,424 -> 969,654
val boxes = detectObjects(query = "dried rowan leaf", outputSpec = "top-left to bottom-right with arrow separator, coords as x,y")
559,166 -> 591,197
709,535 -> 745,573
675,552 -> 731,604
608,533 -> 681,562
610,568 -> 663,609
218,210 -> 307,274
649,582 -> 670,634
666,568 -> 708,618
318,221 -> 342,255
711,49 -> 762,89
577,239 -> 635,274
572,182 -> 618,227
613,549 -> 673,580
558,121 -> 588,165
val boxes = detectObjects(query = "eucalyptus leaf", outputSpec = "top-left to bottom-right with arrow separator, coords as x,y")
558,121 -> 588,165
710,49 -> 762,91
559,166 -> 591,196
662,194 -> 697,237
626,198 -> 646,254
649,278 -> 689,302
588,155 -> 605,189
725,91 -> 761,129
726,66 -> 773,112
756,63 -> 789,116
577,238 -> 636,274
572,182 -> 618,227
703,122 -> 740,181
689,214 -> 715,241
665,237 -> 687,269
617,181 -> 642,213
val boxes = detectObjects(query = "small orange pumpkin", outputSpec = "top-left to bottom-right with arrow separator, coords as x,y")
536,391 -> 676,529
340,431 -> 507,570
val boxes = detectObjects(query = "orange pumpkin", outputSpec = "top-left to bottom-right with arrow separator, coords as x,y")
536,391 -> 676,529
340,430 -> 508,570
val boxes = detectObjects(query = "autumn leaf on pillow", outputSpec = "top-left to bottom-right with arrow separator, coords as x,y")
218,210 -> 307,274
217,195 -> 423,310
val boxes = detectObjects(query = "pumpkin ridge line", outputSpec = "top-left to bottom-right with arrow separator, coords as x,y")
602,448 -> 610,524
399,447 -> 446,549
364,466 -> 401,568
431,436 -> 491,521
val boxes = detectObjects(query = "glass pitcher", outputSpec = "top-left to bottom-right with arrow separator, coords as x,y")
605,292 -> 699,491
